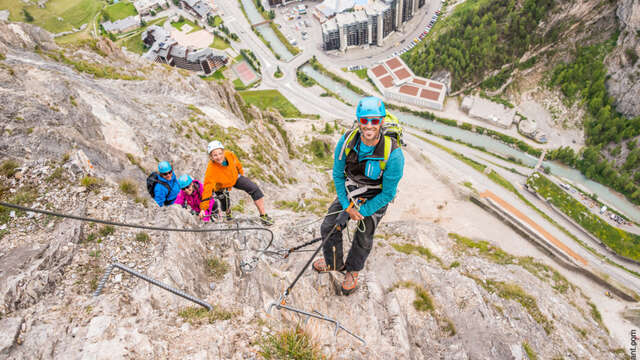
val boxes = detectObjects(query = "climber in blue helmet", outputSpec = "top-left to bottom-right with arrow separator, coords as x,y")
148,161 -> 180,207
174,174 -> 220,222
313,96 -> 405,295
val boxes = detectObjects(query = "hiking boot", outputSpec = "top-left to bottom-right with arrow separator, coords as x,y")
312,258 -> 343,273
312,258 -> 331,273
225,212 -> 233,222
341,271 -> 359,295
259,214 -> 274,226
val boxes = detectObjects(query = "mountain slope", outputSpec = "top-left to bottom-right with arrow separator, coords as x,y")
0,21 -> 627,359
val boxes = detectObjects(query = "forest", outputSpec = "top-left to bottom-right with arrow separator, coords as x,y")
402,0 -> 554,91
546,34 -> 640,204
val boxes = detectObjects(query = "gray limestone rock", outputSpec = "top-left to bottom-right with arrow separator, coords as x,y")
0,317 -> 23,355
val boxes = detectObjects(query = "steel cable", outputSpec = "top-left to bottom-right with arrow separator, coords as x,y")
0,201 -> 274,250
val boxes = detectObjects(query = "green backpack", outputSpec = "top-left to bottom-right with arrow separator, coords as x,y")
383,113 -> 405,146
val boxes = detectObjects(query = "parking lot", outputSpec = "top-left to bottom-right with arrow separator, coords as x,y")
272,1 -> 320,52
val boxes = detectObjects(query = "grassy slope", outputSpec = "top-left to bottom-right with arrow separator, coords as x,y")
103,1 -> 137,21
209,36 -> 230,50
238,90 -> 301,118
0,0 -> 104,33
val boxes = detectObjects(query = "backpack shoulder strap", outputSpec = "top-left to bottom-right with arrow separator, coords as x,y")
338,129 -> 359,161
380,136 -> 392,171
158,178 -> 170,191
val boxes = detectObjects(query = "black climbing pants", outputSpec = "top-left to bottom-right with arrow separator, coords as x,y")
215,175 -> 264,212
320,198 -> 387,272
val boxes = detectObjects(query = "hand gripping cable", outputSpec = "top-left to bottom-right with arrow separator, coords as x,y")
268,200 -> 367,346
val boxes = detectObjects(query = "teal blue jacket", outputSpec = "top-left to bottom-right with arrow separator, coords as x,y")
332,133 -> 404,217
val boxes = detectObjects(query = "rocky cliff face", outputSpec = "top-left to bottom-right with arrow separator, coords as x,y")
0,22 -> 627,359
606,0 -> 640,117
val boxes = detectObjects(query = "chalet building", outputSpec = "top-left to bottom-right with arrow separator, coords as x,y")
142,26 -> 227,75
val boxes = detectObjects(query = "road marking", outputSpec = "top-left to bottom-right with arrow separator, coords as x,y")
479,190 -> 588,266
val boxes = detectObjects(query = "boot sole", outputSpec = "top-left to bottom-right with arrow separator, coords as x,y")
341,286 -> 357,296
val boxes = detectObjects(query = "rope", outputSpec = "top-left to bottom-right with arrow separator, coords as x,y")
285,209 -> 344,229
0,202 -> 274,250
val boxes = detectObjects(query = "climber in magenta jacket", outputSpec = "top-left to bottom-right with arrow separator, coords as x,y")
174,174 -> 219,222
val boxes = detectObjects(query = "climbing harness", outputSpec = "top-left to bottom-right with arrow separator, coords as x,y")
268,200 -> 367,345
94,261 -> 213,310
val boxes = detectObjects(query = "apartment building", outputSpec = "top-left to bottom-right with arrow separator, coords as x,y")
321,0 -> 425,51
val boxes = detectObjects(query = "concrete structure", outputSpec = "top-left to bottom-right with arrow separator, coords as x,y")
321,0 -> 425,51
182,0 -> 212,19
102,16 -> 141,34
368,56 -> 446,110
134,0 -> 165,15
461,95 -> 516,129
142,25 -> 228,75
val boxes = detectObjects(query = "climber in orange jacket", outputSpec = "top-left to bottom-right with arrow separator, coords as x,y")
200,140 -> 274,226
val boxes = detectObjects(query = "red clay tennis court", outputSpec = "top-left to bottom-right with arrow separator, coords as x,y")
232,61 -> 258,86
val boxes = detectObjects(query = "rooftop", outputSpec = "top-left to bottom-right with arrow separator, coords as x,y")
371,64 -> 388,77
102,15 -> 139,32
335,12 -> 353,27
353,10 -> 368,22
399,85 -> 419,96
379,75 -> 394,88
394,68 -> 411,81
367,56 -> 447,110
420,89 -> 440,101
385,58 -> 402,70
321,18 -> 338,32
363,1 -> 389,15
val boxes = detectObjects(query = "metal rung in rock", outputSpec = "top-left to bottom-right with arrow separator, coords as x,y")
94,261 -> 213,311
268,294 -> 367,346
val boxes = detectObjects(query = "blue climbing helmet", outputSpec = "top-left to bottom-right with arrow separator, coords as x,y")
178,174 -> 193,189
356,96 -> 386,119
158,161 -> 172,174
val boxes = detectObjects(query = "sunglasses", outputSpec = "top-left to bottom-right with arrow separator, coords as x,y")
160,170 -> 172,176
359,117 -> 382,126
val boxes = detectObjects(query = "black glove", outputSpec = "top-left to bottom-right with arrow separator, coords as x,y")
335,210 -> 350,229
